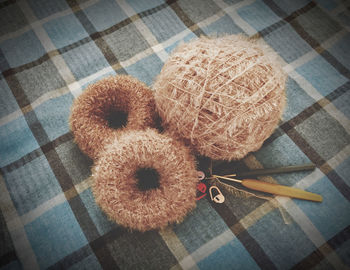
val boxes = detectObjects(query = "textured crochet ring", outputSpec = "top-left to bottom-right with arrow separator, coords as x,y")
69,75 -> 156,160
92,129 -> 198,232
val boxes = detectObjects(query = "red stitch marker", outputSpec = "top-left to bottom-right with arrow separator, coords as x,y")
196,182 -> 207,201
197,182 -> 206,193
196,193 -> 207,200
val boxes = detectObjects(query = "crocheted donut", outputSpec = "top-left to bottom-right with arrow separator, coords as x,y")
69,75 -> 156,159
92,129 -> 198,232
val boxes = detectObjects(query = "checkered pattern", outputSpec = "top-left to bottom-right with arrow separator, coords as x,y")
1,0 -> 350,269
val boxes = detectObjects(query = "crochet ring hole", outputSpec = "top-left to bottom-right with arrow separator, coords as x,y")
135,167 -> 160,191
107,110 -> 128,129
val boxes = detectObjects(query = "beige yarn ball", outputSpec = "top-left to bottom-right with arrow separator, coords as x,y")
154,35 -> 286,161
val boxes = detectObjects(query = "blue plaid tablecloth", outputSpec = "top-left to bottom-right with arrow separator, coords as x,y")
1,0 -> 350,269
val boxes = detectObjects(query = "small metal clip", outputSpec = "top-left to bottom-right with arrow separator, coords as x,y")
209,186 -> 225,203
197,171 -> 205,180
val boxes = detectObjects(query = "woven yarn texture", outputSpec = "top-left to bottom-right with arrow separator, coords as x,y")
154,35 -> 287,160
92,129 -> 198,232
69,75 -> 156,160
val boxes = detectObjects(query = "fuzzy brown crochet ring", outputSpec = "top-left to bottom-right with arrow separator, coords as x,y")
70,35 -> 286,231
70,75 -> 199,231
92,129 -> 197,231
69,75 -> 157,160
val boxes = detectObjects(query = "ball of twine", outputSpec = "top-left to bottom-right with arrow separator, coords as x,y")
154,35 -> 286,160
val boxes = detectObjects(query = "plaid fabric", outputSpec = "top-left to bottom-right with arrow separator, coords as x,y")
1,0 -> 350,269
